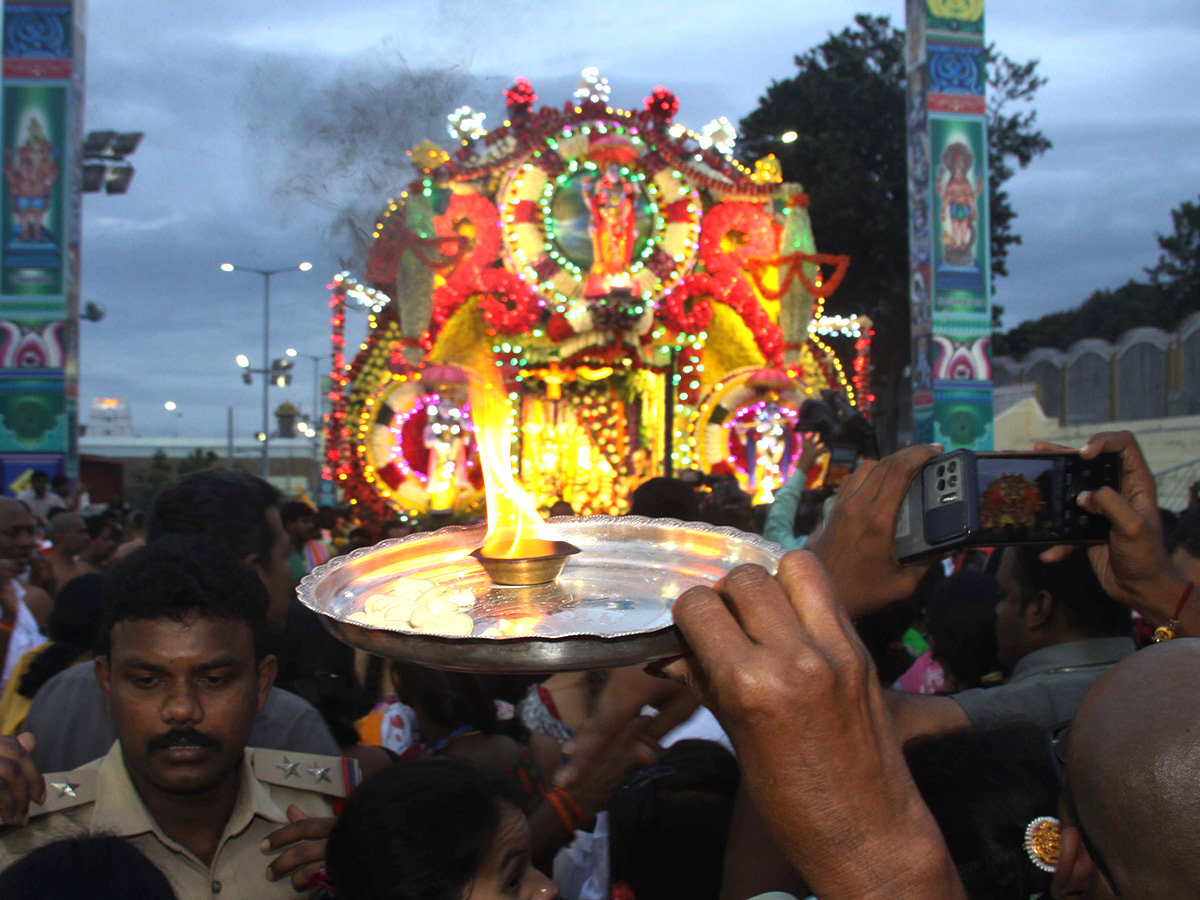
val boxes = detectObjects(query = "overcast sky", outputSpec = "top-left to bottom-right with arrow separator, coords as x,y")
77,0 -> 1200,438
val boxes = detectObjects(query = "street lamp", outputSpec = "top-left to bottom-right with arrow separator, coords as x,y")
163,400 -> 181,437
220,261 -> 314,478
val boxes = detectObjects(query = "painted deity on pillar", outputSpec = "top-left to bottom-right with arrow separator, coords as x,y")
4,117 -> 58,245
936,142 -> 982,267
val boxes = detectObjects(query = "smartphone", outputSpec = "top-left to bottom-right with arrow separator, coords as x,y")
895,450 -> 1121,562
823,442 -> 859,490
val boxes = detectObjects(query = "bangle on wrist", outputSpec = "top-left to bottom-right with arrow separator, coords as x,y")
544,786 -> 585,833
1154,581 -> 1193,642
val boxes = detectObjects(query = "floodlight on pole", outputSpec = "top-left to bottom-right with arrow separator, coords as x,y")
781,130 -> 798,143
82,130 -> 144,194
221,261 -> 315,478
164,401 -> 177,411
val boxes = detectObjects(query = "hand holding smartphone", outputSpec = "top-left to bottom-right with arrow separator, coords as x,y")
894,449 -> 1121,562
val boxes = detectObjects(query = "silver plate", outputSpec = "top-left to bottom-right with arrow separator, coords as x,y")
297,516 -> 784,672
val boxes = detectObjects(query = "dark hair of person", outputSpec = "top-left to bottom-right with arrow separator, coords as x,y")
45,507 -> 70,526
50,473 -> 70,491
18,574 -> 106,699
316,505 -> 342,531
0,835 -> 178,899
326,758 -> 522,900
379,519 -> 410,539
280,499 -> 316,527
628,477 -> 699,521
1009,546 -> 1131,638
791,487 -> 827,537
391,664 -> 501,736
30,469 -> 48,482
855,564 -> 945,684
1158,507 -> 1180,550
927,568 -> 1000,689
83,514 -> 112,540
99,535 -> 268,657
905,725 -> 1057,900
1168,505 -> 1200,559
147,468 -> 281,564
609,740 -> 740,900
346,525 -> 374,545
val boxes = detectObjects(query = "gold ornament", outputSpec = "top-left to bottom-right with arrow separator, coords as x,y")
1023,816 -> 1061,873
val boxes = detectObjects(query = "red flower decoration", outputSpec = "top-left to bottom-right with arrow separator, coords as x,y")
659,274 -> 715,335
643,86 -> 679,123
433,192 -> 502,288
431,283 -> 469,331
505,77 -> 537,115
478,269 -> 542,335
699,202 -> 777,275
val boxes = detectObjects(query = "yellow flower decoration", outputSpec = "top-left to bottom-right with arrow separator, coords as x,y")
409,140 -> 450,172
751,154 -> 783,185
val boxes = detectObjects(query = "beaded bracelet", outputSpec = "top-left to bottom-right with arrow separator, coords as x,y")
1154,581 -> 1194,642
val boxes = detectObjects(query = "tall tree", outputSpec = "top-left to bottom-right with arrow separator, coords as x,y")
739,14 -> 1050,443
1146,194 -> 1200,305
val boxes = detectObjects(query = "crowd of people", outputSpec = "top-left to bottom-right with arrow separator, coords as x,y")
0,429 -> 1195,900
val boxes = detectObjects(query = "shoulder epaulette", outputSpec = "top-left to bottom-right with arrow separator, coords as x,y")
27,768 -> 98,818
250,748 -> 361,799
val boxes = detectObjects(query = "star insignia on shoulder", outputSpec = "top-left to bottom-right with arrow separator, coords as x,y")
50,780 -> 79,799
307,763 -> 332,784
276,757 -> 301,779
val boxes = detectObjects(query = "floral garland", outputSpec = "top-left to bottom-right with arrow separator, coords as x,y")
711,272 -> 783,365
433,191 -> 502,289
659,273 -> 715,335
699,202 -> 778,275
478,268 -> 544,334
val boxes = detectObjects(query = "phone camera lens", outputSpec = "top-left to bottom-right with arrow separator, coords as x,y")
937,464 -> 946,477
949,475 -> 958,487
937,478 -> 946,491
948,461 -> 957,473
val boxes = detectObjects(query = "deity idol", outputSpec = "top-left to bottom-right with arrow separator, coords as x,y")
4,117 -> 58,244
936,142 -> 982,267
582,163 -> 637,295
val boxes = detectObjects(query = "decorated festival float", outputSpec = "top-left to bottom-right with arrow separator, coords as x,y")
322,70 -> 872,525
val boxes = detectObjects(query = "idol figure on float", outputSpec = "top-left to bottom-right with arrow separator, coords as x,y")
936,141 -> 982,267
582,163 -> 637,295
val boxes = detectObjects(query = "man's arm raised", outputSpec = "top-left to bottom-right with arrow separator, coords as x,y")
663,555 -> 965,900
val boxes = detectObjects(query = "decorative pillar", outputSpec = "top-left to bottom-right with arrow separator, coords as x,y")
0,0 -> 84,489
905,0 -> 993,449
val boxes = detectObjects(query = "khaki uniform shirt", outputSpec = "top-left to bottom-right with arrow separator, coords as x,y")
0,743 -> 359,900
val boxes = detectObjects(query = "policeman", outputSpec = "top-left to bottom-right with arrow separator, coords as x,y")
0,536 -> 359,899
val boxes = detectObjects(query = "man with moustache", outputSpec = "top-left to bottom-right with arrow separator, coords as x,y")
0,536 -> 353,898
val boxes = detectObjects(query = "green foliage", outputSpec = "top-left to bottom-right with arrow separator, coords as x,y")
986,48 -> 1052,279
177,448 -> 220,476
995,194 -> 1200,357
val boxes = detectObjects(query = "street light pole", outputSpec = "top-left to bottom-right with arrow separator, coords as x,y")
221,261 -> 313,479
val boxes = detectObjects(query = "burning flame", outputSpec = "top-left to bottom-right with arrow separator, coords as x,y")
496,616 -> 541,637
466,366 -> 556,559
